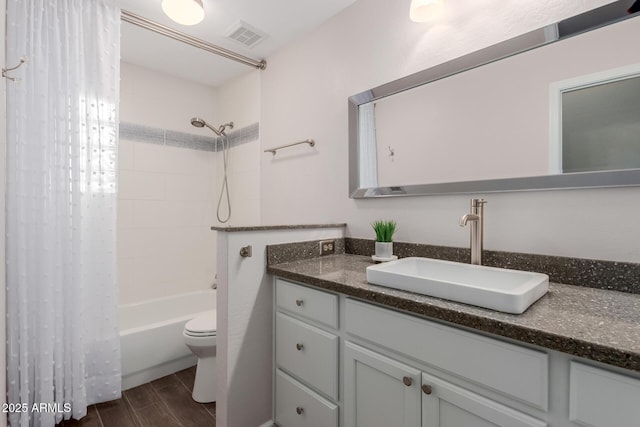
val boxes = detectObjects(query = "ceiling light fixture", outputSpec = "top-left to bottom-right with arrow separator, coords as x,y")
161,0 -> 205,26
409,0 -> 444,22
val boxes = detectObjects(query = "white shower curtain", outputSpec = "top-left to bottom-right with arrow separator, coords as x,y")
6,0 -> 121,425
358,102 -> 379,188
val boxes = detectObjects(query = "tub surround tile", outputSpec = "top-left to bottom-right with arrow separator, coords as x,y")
240,122 -> 259,141
211,223 -> 347,232
267,253 -> 640,372
345,238 -> 640,295
120,122 -> 260,153
120,123 -> 165,146
164,130 -> 213,151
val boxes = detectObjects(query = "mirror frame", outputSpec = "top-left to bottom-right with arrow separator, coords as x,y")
348,0 -> 640,198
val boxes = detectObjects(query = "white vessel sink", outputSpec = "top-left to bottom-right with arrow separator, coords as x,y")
366,257 -> 549,314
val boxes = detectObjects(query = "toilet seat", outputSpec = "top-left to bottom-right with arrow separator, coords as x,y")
185,311 -> 216,337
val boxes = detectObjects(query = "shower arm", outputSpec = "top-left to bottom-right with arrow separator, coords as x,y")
191,117 -> 234,136
203,122 -> 233,136
206,123 -> 222,136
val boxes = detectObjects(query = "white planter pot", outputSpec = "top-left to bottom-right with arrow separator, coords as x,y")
375,242 -> 393,259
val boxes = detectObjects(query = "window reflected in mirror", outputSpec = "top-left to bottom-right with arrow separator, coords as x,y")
561,73 -> 640,174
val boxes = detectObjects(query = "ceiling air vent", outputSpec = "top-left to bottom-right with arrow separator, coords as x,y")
225,20 -> 268,49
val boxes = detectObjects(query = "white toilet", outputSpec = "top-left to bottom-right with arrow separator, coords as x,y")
183,310 -> 217,403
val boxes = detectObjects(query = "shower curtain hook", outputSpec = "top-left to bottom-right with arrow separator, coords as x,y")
2,56 -> 28,81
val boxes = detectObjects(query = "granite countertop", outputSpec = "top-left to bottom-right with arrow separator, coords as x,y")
267,254 -> 640,372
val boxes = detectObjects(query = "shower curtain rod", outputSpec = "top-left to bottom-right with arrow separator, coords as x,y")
120,10 -> 267,70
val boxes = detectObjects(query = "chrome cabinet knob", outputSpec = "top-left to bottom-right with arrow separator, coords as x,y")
403,376 -> 413,387
295,299 -> 304,307
422,384 -> 432,395
296,343 -> 304,351
296,407 -> 304,415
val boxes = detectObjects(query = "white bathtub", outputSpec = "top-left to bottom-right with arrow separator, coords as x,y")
119,289 -> 216,390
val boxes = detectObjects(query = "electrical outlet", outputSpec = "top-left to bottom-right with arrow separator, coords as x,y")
319,239 -> 335,256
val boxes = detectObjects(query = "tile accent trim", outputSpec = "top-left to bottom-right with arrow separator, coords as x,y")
120,121 -> 260,152
344,238 -> 640,294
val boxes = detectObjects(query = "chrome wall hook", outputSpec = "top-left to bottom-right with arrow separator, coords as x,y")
239,245 -> 252,258
2,56 -> 28,81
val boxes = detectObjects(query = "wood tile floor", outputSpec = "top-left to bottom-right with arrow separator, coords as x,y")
56,366 -> 216,427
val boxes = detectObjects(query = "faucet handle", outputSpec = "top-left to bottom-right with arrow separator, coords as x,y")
471,198 -> 487,207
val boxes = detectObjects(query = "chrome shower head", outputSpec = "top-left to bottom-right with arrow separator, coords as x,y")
191,117 -> 206,128
190,117 -> 233,136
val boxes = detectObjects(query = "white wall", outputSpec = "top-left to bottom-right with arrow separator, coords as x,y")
120,62 -> 218,134
212,71 -> 261,228
260,0 -> 640,263
0,0 -> 7,422
216,227 -> 345,427
118,63 -> 218,304
216,70 -> 260,130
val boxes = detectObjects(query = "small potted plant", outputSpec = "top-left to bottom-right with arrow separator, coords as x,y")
371,220 -> 397,259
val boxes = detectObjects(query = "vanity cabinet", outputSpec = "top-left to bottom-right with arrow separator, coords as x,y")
273,277 -> 640,427
344,342 -> 421,427
274,279 -> 340,427
344,340 -> 546,427
569,362 -> 640,427
420,371 -> 546,427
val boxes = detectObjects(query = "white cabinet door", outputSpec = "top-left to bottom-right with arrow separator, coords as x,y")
344,341 -> 421,427
570,362 -> 640,427
421,372 -> 546,427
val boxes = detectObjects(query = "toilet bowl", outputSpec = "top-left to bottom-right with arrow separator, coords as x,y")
183,310 -> 217,403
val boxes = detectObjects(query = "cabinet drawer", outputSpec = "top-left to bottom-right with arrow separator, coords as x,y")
275,369 -> 339,427
276,312 -> 339,399
276,279 -> 339,329
345,299 -> 548,410
570,362 -> 640,427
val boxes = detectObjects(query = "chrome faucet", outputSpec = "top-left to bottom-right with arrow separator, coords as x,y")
459,198 -> 487,265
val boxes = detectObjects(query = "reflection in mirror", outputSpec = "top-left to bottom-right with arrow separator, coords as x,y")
559,72 -> 640,174
349,1 -> 640,198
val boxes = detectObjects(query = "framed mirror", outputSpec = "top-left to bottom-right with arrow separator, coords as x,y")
348,0 -> 640,198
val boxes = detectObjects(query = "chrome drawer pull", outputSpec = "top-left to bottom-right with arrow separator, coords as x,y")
296,343 -> 304,351
403,376 -> 413,387
422,384 -> 432,395
296,406 -> 304,415
295,299 -> 304,307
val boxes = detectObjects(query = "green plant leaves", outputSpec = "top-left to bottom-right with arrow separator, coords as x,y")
371,220 -> 397,242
